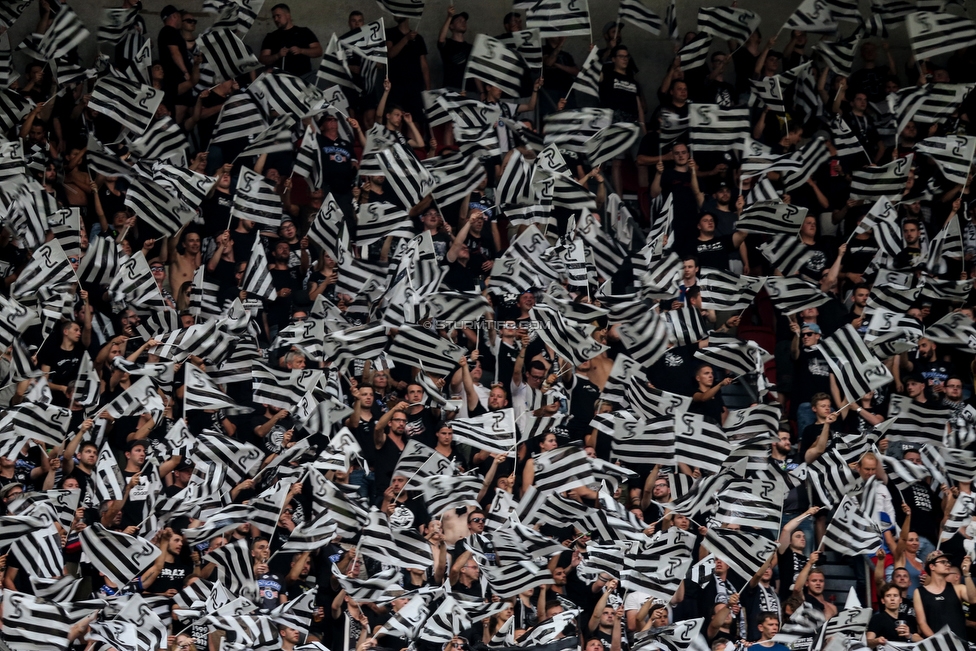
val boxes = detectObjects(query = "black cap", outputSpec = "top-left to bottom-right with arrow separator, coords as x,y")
451,11 -> 469,22
160,4 -> 180,20
906,372 -> 926,385
125,439 -> 147,452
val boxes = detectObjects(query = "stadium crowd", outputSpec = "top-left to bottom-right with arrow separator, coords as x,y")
1,3 -> 976,651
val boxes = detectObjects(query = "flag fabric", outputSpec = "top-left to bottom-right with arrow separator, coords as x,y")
425,151 -> 487,207
306,193 -> 344,259
915,135 -> 976,185
376,145 -> 434,209
697,6 -> 760,43
356,201 -> 414,246
805,447 -> 860,506
785,0 -> 838,33
211,92 -> 268,144
251,362 -> 322,410
526,0 -> 591,38
420,474 -> 483,517
484,561 -> 553,598
676,34 -> 711,71
339,19 -> 388,64
587,123 -> 641,167
128,115 -> 188,162
781,137 -> 831,191
231,167 -> 283,228
611,417 -> 675,466
763,276 -> 832,315
183,364 -> 244,412
125,176 -> 196,237
11,240 -> 78,301
449,409 -> 517,454
93,444 -> 126,502
815,36 -> 860,77
201,28 -> 262,84
376,0 -> 425,18
854,196 -> 904,259
822,495 -> 882,555
689,105 -> 750,152
817,324 -> 893,403
750,75 -> 785,114
674,413 -> 730,474
620,529 -> 694,599
465,34 -> 525,99
886,395 -> 949,446
88,76 -> 162,136
79,523 -> 161,588
759,234 -> 817,277
499,29 -> 543,70
699,271 -> 765,312
619,0 -> 661,34
701,527 -> 777,580
316,34 -> 359,91
851,155 -> 914,200
387,325 -> 464,377
907,12 -> 976,61
36,5 -> 89,60
736,201 -> 808,235
715,476 -> 786,530
569,46 -> 602,99
237,114 -> 297,159
203,538 -> 256,599
358,510 -> 434,569
830,113 -> 870,161
694,340 -> 769,378
1,590 -> 75,651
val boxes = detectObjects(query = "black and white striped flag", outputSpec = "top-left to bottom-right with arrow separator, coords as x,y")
0,139 -> 25,181
852,196 -> 903,258
377,144 -> 434,209
759,234 -> 817,277
915,135 -> 975,185
533,446 -> 593,493
526,0 -> 591,38
108,251 -> 167,311
907,11 -> 976,61
830,114 -> 870,162
316,34 -> 359,91
154,163 -> 218,210
764,275 -> 831,315
569,46 -> 602,99
201,28 -> 261,84
388,325 -> 464,377
86,136 -> 134,179
619,0 -> 661,34
232,167 -> 283,228
751,75 -> 786,113
804,446 -> 860,506
306,192 -> 343,259
98,7 -> 139,44
339,18 -> 387,64
420,474 -> 483,517
499,28 -> 543,70
698,6 -> 760,43
531,305 -> 608,366
817,324 -> 892,402
587,123 -> 641,167
203,538 -> 256,599
886,395 -> 948,446
815,35 -> 860,77
621,528 -> 694,599
940,492 -> 974,542
36,5 -> 89,60
93,443 -> 126,502
211,92 -> 267,145
192,431 -> 264,487
183,364 -> 244,412
850,155 -> 913,200
700,527 -> 777,580
128,115 -> 188,162
676,34 -> 712,71
248,71 -> 314,119
675,413 -> 730,474
11,239 -> 77,301
359,510 -> 435,569
785,0 -> 838,33
699,270 -> 765,312
293,125 -> 324,190
251,362 -> 322,410
237,114 -> 297,159
925,218 -> 964,272
88,76 -> 162,136
0,88 -> 33,135
737,201 -> 807,236
465,34 -> 525,99
822,494 -> 882,555
715,476 -> 786,530
9,179 -> 55,249
781,137 -> 830,191
449,409 -> 517,455
79,523 -> 161,588
611,416 -> 675,466
355,201 -> 413,246
425,151 -> 487,207
1,590 -> 74,651
689,104 -> 750,152
125,176 -> 196,237
544,107 -> 613,152
695,340 -> 768,378
73,352 -> 100,408
484,561 -> 553,598
241,237 -> 278,301
376,0 -> 425,18
665,306 -> 709,347
868,283 -> 920,314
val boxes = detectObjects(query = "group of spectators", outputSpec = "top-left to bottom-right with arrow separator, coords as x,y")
2,3 -> 976,651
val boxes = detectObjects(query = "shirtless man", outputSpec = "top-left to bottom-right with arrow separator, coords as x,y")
168,229 -> 202,294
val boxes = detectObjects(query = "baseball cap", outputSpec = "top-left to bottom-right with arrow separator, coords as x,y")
906,372 -> 926,385
451,11 -> 469,22
160,5 -> 180,20
801,323 -> 821,334
125,439 -> 147,452
603,20 -> 623,35
0,482 -> 24,499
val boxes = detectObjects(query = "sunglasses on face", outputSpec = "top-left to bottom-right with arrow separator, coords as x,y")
183,18 -> 197,23
469,517 -> 485,523
150,266 -> 165,272
69,257 -> 79,263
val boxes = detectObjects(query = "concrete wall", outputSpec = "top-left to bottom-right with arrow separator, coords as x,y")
16,0 -> 976,113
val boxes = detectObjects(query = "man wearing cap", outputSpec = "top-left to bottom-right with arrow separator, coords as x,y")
0,482 -> 24,516
158,5 -> 196,116
790,320 -> 833,434
437,5 -> 479,94
914,551 -> 974,639
258,4 -> 322,81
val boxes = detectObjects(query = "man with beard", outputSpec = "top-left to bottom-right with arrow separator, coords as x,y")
266,240 -> 301,341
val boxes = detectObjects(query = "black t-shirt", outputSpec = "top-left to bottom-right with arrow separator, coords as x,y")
37,344 -> 84,406
689,392 -> 726,426
868,610 -> 917,642
777,548 -> 808,600
158,25 -> 188,86
201,191 -> 233,239
405,408 -> 438,447
647,345 -> 698,397
150,561 -> 192,593
261,26 -> 319,76
686,235 -> 735,271
542,45 -> 577,92
317,134 -> 356,191
120,468 -> 151,528
386,28 -> 428,91
793,348 -> 832,406
599,69 -> 639,115
438,39 -> 474,91
657,168 -> 698,249
256,571 -> 283,609
443,259 -> 479,292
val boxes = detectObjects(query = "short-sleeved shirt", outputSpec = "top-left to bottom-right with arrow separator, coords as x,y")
685,235 -> 735,271
437,38 -> 474,91
386,28 -> 428,91
158,25 -> 187,84
317,133 -> 356,190
868,610 -> 917,642
261,26 -> 319,77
